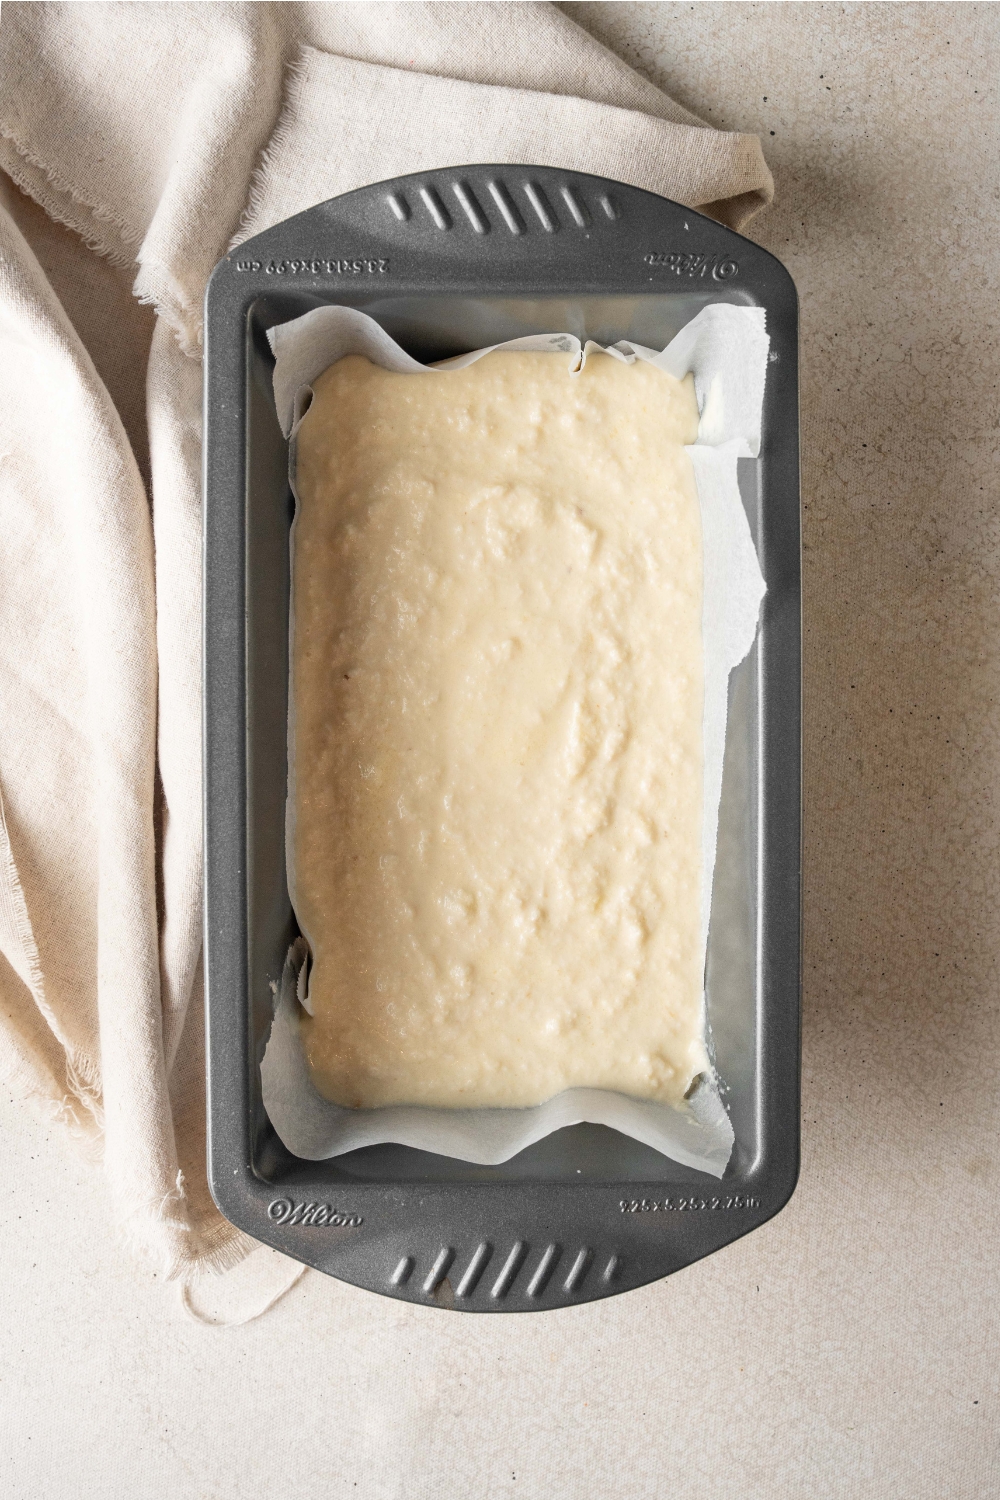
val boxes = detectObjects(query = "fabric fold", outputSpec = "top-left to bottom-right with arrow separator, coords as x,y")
234,44 -> 773,256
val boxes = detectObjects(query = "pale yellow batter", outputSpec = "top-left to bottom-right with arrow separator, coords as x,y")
290,349 -> 706,1111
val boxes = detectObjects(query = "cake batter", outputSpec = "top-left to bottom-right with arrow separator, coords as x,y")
290,349 -> 706,1110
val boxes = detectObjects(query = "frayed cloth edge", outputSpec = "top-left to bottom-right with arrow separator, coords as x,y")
134,262 -> 203,358
0,1046 -> 104,1160
0,124 -> 140,268
229,49 -> 314,252
115,1168 -> 260,1281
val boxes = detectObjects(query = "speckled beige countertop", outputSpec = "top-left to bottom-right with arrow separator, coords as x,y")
1,6 -> 997,1496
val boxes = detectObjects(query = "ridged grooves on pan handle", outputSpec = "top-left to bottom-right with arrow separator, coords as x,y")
564,1248 -> 593,1293
418,184 -> 452,231
455,1242 -> 492,1298
560,184 -> 591,228
522,182 -> 559,233
526,1244 -> 561,1297
391,173 -> 625,237
491,1241 -> 528,1299
423,1247 -> 455,1294
487,180 -> 525,235
452,181 -> 490,234
389,1241 -> 615,1304
391,1256 -> 414,1286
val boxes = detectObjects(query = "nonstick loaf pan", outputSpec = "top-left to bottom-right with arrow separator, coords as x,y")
203,165 -> 801,1313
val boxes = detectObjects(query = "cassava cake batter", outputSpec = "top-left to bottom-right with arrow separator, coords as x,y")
290,349 -> 706,1111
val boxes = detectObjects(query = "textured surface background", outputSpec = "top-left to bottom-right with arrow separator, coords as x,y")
2,5 -> 998,1496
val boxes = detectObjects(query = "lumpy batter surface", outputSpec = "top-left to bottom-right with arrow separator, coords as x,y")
291,350 -> 706,1110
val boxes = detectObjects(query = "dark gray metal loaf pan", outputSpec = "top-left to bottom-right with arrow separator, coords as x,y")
203,166 -> 800,1312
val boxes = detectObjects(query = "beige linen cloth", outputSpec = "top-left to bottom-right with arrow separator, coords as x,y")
0,1 -> 772,1282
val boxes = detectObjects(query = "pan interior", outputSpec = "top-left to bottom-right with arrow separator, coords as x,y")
245,291 -> 760,1190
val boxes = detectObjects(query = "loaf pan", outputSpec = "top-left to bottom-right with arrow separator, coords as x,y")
203,166 -> 800,1312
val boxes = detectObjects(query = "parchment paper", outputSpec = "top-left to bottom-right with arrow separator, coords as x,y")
261,303 -> 768,1176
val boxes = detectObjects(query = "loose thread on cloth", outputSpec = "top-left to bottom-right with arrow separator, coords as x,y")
179,1261 -> 309,1327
